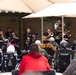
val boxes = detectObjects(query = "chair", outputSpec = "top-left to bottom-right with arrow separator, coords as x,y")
1,53 -> 16,72
54,49 -> 74,73
11,70 -> 56,75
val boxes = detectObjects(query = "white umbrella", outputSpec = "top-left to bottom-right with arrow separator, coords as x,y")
23,2 -> 76,18
48,0 -> 76,3
21,0 -> 53,12
0,0 -> 53,13
0,0 -> 32,13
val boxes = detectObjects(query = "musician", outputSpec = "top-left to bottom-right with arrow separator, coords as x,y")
24,28 -> 32,51
5,27 -> 12,39
64,28 -> 71,42
54,24 -> 62,45
44,28 -> 54,39
31,33 -> 37,43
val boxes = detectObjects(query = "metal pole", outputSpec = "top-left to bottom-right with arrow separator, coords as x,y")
41,17 -> 43,43
62,16 -> 64,40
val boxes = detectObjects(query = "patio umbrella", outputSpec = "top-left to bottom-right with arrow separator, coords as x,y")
23,2 -> 76,18
0,0 -> 53,13
0,0 -> 32,13
48,0 -> 76,3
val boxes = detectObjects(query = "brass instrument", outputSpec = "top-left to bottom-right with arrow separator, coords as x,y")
49,32 -> 54,37
26,37 -> 30,46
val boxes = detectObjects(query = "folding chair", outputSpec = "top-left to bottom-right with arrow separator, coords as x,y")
1,53 -> 16,72
54,49 -> 74,73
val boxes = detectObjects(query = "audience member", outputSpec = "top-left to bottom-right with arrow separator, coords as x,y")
49,37 -> 60,50
35,40 -> 51,59
0,30 -> 5,41
0,30 -> 5,49
60,40 -> 70,50
19,43 -> 51,75
40,36 -> 56,56
72,40 -> 76,50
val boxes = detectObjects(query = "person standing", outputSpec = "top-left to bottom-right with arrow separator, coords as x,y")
5,27 -> 11,39
44,28 -> 54,39
24,28 -> 32,51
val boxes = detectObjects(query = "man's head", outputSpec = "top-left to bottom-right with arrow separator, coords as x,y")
29,43 -> 39,53
47,28 -> 51,33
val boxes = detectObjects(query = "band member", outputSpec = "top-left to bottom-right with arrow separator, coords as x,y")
64,28 -> 71,42
44,28 -> 54,39
54,24 -> 62,45
24,28 -> 32,51
31,33 -> 37,43
5,27 -> 11,39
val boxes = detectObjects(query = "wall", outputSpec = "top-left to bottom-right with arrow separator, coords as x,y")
0,16 -> 19,36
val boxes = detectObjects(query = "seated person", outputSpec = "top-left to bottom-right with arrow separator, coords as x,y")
48,37 -> 60,50
72,40 -> 76,50
35,40 -> 51,60
40,36 -> 56,56
54,40 -> 73,72
54,40 -> 73,60
19,43 -> 51,75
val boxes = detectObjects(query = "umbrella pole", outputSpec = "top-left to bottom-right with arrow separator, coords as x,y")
62,16 -> 65,40
41,17 -> 43,43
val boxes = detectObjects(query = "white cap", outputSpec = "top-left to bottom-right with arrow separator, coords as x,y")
7,45 -> 15,53
49,37 -> 55,41
35,40 -> 41,45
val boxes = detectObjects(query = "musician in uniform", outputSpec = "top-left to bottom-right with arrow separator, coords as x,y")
44,28 -> 54,39
54,24 -> 62,45
24,28 -> 32,51
64,28 -> 71,42
5,27 -> 11,39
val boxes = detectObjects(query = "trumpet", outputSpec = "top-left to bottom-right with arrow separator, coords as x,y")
49,32 -> 54,37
